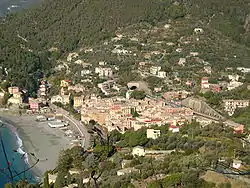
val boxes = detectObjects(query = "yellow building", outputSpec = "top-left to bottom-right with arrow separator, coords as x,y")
73,96 -> 84,108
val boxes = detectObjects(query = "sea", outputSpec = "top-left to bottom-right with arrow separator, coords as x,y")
0,119 -> 39,187
0,0 -> 40,16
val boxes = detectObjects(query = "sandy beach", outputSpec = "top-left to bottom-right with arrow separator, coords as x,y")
0,113 -> 72,177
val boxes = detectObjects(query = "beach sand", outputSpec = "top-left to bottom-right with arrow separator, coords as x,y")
0,113 -> 72,177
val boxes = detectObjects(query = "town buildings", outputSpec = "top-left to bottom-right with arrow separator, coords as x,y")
223,100 -> 249,116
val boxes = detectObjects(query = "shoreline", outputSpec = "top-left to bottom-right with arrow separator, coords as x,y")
0,112 -> 72,181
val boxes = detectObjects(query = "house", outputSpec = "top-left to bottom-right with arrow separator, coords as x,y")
81,70 -> 92,76
234,124 -> 244,134
178,58 -> 186,66
169,125 -> 180,133
147,129 -> 161,139
154,87 -> 162,93
73,96 -> 84,108
186,81 -> 193,87
7,96 -> 22,105
8,87 -> 19,95
132,146 -> 145,157
7,92 -> 22,105
150,66 -> 161,75
60,80 -> 72,88
157,71 -> 167,78
29,98 -> 42,112
194,28 -> 204,34
237,67 -> 250,73
228,75 -> 240,82
95,67 -> 113,77
117,167 -> 139,176
67,52 -> 78,62
51,95 -> 63,104
201,77 -> 210,89
48,173 -> 57,184
232,159 -> 242,169
227,81 -> 243,90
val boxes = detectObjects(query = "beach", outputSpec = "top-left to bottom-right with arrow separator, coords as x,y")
0,113 -> 72,177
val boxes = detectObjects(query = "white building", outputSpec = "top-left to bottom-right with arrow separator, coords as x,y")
237,67 -> 250,73
150,66 -> 161,75
157,71 -> 167,78
117,167 -> 139,176
227,81 -> 243,90
147,129 -> 161,139
81,70 -> 92,76
169,125 -> 180,133
194,28 -> 204,34
95,67 -> 113,77
178,58 -> 186,66
132,146 -> 145,157
232,159 -> 242,169
201,77 -> 210,89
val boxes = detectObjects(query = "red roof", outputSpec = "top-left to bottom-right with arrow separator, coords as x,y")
169,125 -> 178,129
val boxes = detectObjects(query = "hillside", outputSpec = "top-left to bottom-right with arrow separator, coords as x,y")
0,0 -> 250,94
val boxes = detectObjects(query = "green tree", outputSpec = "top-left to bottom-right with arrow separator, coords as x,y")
130,90 -> 146,100
43,171 -> 50,188
54,171 -> 65,188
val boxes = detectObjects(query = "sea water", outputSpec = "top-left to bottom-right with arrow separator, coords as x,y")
0,0 -> 40,16
0,120 -> 38,187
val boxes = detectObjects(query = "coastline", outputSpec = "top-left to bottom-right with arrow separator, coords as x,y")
0,112 -> 72,180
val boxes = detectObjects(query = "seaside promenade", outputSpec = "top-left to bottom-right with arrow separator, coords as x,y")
50,104 -> 91,149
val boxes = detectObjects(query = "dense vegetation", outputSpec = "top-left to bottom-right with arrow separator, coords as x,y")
1,0 -> 250,94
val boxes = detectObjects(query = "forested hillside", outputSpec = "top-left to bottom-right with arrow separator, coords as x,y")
0,0 -> 250,94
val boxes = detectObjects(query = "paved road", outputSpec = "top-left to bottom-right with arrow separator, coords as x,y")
50,104 -> 91,149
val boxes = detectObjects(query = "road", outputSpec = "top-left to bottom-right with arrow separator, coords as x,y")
50,104 -> 91,149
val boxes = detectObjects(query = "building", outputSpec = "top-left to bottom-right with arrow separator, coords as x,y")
194,28 -> 204,34
74,96 -> 84,108
7,92 -> 22,105
60,80 -> 72,88
169,125 -> 180,133
48,173 -> 57,184
178,58 -> 186,66
150,66 -> 161,75
29,98 -> 42,112
51,95 -> 63,104
201,77 -> 210,89
227,81 -> 243,91
223,100 -> 249,116
232,159 -> 242,169
147,129 -> 161,139
8,87 -> 19,95
81,70 -> 92,76
157,71 -> 167,78
237,67 -> 250,73
117,167 -> 139,176
132,146 -> 145,157
95,67 -> 113,77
